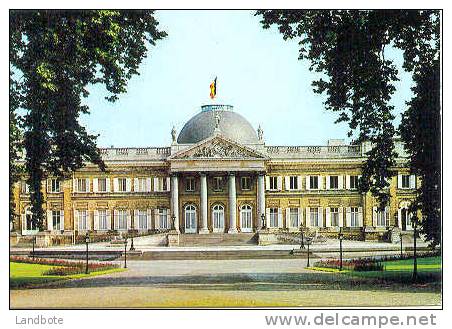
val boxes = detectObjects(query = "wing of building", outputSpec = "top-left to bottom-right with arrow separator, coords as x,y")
12,104 -> 418,245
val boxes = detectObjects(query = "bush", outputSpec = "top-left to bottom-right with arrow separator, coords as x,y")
314,258 -> 383,272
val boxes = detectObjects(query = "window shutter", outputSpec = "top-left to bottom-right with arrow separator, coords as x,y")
106,178 -> 111,192
318,175 -> 323,189
85,178 -> 90,192
166,177 -> 171,191
126,178 -> 131,192
134,178 -> 139,192
74,209 -> 79,231
285,176 -> 290,191
265,176 -> 270,190
285,208 -> 291,228
21,214 -> 26,232
325,207 -> 331,227
345,175 -> 350,189
297,176 -> 302,190
106,210 -> 111,230
306,207 -> 311,227
94,210 -> 99,230
306,176 -> 310,190
73,179 -> 78,193
385,206 -> 390,226
346,207 -> 351,227
46,179 -> 50,193
146,178 -> 152,192
326,176 -> 330,190
147,209 -> 153,230
372,207 -> 377,227
265,208 -> 270,225
358,207 -> 363,227
127,210 -> 131,229
93,178 -> 98,193
60,210 -> 65,230
277,176 -> 282,191
113,178 -> 119,192
339,207 -> 344,227
134,210 -> 139,229
318,207 -> 324,227
397,174 -> 402,188
410,175 -> 416,189
338,175 -> 344,190
47,210 -> 53,230
113,210 -> 118,230
87,211 -> 92,230
277,208 -> 283,228
154,209 -> 160,229
153,177 -> 159,192
297,208 -> 302,227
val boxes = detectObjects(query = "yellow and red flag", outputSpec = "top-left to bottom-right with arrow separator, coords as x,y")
210,77 -> 217,99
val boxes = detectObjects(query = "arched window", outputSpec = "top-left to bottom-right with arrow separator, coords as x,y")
212,204 -> 225,232
240,204 -> 253,232
184,204 -> 197,233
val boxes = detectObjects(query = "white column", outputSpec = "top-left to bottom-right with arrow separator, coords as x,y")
199,173 -> 209,234
171,175 -> 180,233
257,173 -> 266,230
228,173 -> 238,233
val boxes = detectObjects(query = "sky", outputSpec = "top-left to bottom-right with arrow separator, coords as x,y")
80,10 -> 414,148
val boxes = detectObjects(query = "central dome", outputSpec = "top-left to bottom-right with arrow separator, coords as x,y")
177,105 -> 259,144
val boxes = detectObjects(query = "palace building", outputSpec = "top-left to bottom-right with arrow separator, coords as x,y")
12,104 -> 418,245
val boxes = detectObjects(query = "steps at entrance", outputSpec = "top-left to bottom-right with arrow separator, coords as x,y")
179,233 -> 257,246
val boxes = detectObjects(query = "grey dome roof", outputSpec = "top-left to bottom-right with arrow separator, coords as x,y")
177,105 -> 258,144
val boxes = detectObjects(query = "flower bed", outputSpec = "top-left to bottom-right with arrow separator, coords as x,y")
313,258 -> 383,272
10,255 -> 119,276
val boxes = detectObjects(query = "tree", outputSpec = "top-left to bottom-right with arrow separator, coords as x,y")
10,10 -> 166,229
256,10 -> 440,246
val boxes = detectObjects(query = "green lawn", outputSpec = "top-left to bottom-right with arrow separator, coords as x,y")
10,262 -> 125,289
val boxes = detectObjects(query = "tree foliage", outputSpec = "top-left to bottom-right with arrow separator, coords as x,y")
10,10 -> 166,229
256,10 -> 440,246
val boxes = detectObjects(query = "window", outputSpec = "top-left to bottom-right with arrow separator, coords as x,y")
269,177 -> 278,190
98,209 -> 108,230
401,175 -> 410,189
78,210 -> 89,230
186,177 -> 196,192
118,178 -> 127,192
240,204 -> 252,231
330,207 -> 339,226
76,178 -> 88,192
137,210 -> 148,230
115,209 -> 128,230
136,178 -> 147,192
289,208 -> 300,228
184,205 -> 197,232
310,176 -> 319,189
158,208 -> 169,229
241,177 -> 251,190
329,176 -> 339,189
350,175 -> 359,189
213,177 -> 223,191
310,208 -> 320,226
376,209 -> 387,227
49,179 -> 61,193
21,181 -> 30,194
269,208 -> 278,228
212,204 -> 225,231
98,178 -> 107,192
350,207 -> 359,227
155,177 -> 169,192
289,176 -> 298,190
51,210 -> 63,230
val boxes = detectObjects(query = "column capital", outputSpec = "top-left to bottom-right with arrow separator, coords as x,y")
199,172 -> 207,177
228,172 -> 236,177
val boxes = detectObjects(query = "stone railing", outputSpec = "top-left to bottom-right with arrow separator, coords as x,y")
98,147 -> 171,161
201,104 -> 234,112
265,145 -> 361,158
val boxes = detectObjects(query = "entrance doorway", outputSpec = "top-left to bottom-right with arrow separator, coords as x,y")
184,205 -> 197,233
240,204 -> 253,232
212,204 -> 225,233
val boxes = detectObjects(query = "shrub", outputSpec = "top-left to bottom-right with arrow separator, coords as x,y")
314,258 -> 383,271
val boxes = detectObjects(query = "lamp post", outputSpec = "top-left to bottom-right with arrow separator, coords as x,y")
338,229 -> 344,271
400,232 -> 403,258
411,215 -> 418,282
299,224 -> 305,249
305,237 -> 313,268
31,236 -> 36,260
129,231 -> 135,251
261,213 -> 266,230
85,233 -> 90,274
123,237 -> 128,269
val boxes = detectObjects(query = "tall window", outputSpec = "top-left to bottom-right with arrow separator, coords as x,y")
330,207 -> 339,226
401,175 -> 410,188
350,176 -> 359,189
21,181 -> 30,194
76,178 -> 88,192
329,176 -> 339,189
136,178 -> 147,192
269,176 -> 278,190
213,177 -> 223,191
212,204 -> 225,231
98,209 -> 108,230
376,209 -> 386,227
310,207 -> 320,226
241,177 -> 251,190
240,204 -> 252,231
350,207 -> 359,227
269,208 -> 278,228
289,176 -> 298,190
49,179 -> 61,193
78,210 -> 88,230
184,205 -> 197,232
118,178 -> 127,192
186,177 -> 196,192
158,209 -> 169,229
116,209 -> 128,230
310,176 -> 319,189
137,210 -> 148,230
98,178 -> 107,192
289,208 -> 299,228
51,210 -> 62,230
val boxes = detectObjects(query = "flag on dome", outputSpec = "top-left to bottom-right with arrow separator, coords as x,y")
210,77 -> 217,99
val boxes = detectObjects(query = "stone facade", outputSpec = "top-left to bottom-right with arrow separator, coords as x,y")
11,104 -> 419,242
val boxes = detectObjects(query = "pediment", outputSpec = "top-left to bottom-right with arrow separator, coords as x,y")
169,135 -> 267,160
